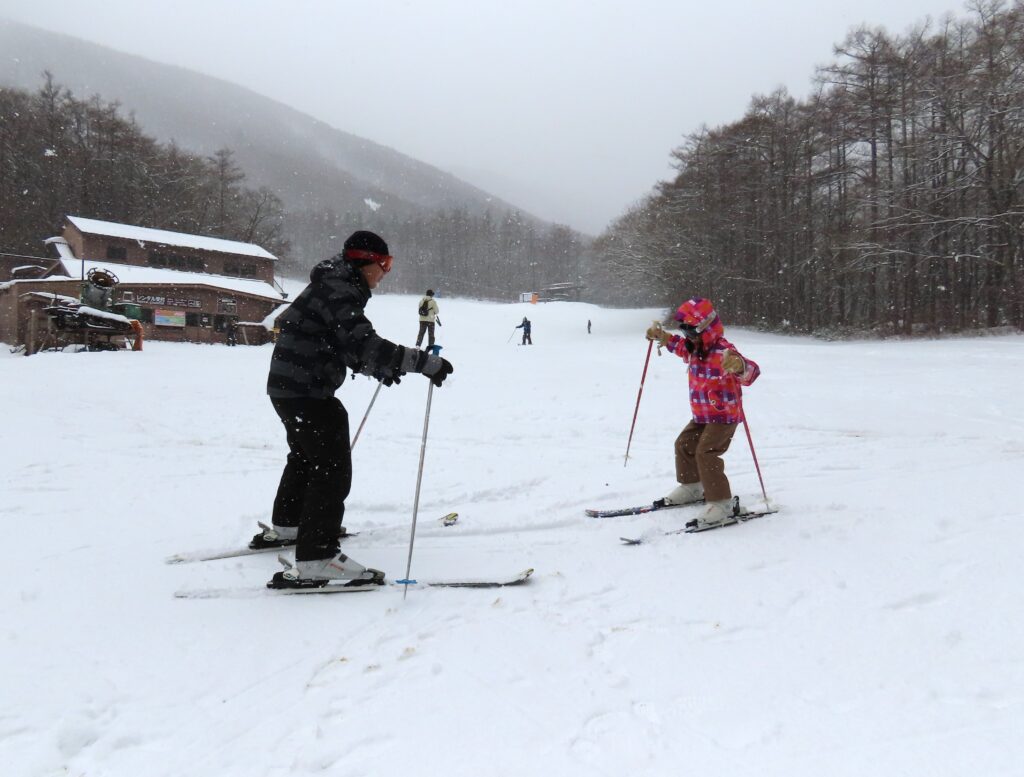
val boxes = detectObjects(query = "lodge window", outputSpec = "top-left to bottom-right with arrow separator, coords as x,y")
218,298 -> 237,315
106,245 -> 127,261
185,313 -> 200,327
148,251 -> 206,272
137,307 -> 154,324
224,261 -> 258,278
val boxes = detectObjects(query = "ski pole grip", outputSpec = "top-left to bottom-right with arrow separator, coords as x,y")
652,320 -> 664,355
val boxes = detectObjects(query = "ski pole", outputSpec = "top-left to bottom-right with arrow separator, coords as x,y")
740,404 -> 769,503
351,380 -> 384,449
400,380 -> 435,599
506,328 -> 517,344
623,338 -> 655,467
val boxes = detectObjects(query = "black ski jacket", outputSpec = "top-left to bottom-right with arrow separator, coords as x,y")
267,258 -> 407,399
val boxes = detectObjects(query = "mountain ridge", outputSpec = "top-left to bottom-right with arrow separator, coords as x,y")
0,18 -> 544,250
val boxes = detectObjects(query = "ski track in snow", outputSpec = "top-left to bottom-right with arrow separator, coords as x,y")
2,294 -> 1024,776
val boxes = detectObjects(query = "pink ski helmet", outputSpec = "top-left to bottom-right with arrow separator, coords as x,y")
673,297 -> 719,339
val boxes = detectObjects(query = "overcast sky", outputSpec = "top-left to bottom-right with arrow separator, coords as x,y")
1,0 -> 968,234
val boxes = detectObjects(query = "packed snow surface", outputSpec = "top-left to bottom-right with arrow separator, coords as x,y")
2,293 -> 1022,776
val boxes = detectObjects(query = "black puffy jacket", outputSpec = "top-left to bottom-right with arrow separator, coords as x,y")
267,257 -> 406,399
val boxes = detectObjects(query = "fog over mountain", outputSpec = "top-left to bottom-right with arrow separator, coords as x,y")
0,19 -> 559,269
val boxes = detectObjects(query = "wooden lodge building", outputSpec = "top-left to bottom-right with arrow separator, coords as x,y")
0,216 -> 289,348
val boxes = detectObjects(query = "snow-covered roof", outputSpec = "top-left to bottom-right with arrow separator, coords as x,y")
66,215 -> 278,261
45,236 -> 75,260
31,258 -> 286,302
17,291 -> 80,305
259,302 -> 292,329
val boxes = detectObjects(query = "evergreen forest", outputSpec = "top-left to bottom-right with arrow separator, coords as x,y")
590,1 -> 1024,333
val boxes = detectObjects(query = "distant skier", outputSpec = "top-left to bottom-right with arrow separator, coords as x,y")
415,289 -> 440,348
646,297 -> 760,530
255,231 -> 453,590
587,319 -> 592,334
225,318 -> 238,346
516,316 -> 532,345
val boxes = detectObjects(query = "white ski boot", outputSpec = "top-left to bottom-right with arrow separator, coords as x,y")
268,552 -> 385,589
249,522 -> 298,550
694,498 -> 734,530
662,482 -> 704,507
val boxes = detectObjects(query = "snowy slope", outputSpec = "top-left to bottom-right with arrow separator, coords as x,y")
2,293 -> 1022,777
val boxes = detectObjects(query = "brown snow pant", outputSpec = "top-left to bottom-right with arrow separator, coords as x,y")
675,420 -> 738,502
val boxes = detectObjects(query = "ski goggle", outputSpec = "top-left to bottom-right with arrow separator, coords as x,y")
678,323 -> 701,340
674,308 -> 717,339
345,249 -> 393,273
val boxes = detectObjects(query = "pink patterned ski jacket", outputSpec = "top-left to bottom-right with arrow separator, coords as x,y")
665,308 -> 760,424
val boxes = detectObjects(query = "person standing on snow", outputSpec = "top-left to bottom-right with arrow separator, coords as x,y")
645,297 -> 760,530
254,231 -> 454,590
415,289 -> 440,349
516,316 -> 533,345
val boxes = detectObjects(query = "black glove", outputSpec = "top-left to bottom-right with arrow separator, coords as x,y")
421,355 -> 454,387
372,345 -> 406,386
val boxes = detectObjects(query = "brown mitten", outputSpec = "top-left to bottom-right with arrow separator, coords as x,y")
645,324 -> 671,348
722,350 -> 745,374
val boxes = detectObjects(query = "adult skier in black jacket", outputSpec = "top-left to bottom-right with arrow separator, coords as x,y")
255,230 -> 453,589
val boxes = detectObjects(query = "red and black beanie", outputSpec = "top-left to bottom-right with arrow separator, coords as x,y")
342,231 -> 389,263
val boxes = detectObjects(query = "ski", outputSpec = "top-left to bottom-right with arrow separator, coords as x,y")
585,498 -> 703,518
620,500 -> 778,545
167,513 -> 460,564
174,584 -> 379,599
165,529 -> 359,565
173,568 -> 534,599
395,568 -> 534,589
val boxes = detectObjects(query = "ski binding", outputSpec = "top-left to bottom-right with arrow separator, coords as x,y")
620,498 -> 778,544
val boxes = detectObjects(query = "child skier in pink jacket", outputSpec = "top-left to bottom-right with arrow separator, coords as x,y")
646,297 -> 760,529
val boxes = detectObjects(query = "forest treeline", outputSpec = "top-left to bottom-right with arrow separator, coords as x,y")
590,1 -> 1024,333
287,208 -> 585,300
0,75 -> 291,261
0,76 -> 586,300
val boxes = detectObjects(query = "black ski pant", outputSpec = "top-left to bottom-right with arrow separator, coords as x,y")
270,397 -> 351,561
416,320 -> 435,348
